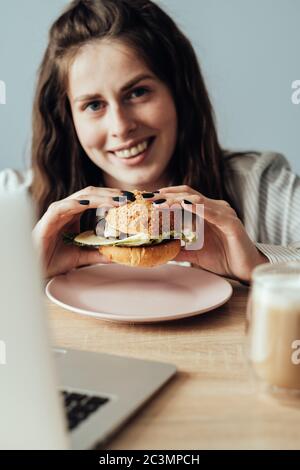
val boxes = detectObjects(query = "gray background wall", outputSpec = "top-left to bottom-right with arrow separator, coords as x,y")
0,0 -> 299,173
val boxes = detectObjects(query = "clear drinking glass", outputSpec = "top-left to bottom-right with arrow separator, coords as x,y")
246,262 -> 300,400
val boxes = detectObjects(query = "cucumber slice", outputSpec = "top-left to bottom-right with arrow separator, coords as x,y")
73,231 -> 153,247
74,231 -> 117,247
69,229 -> 197,248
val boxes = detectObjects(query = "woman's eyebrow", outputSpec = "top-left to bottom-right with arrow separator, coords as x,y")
73,73 -> 155,103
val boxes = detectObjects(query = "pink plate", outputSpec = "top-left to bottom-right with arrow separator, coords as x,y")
46,263 -> 233,323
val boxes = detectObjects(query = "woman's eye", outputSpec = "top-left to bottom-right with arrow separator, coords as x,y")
85,101 -> 104,112
128,87 -> 150,100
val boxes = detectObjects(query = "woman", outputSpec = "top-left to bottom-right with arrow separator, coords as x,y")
1,0 -> 300,282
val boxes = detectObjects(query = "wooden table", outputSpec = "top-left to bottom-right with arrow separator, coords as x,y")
48,278 -> 300,450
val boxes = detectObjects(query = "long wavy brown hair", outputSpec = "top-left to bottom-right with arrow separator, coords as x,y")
31,0 -> 227,221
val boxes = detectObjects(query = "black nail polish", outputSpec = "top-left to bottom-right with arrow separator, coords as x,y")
183,199 -> 193,205
153,190 -> 160,194
142,192 -> 155,199
122,190 -> 134,197
79,200 -> 90,206
153,198 -> 167,205
112,196 -> 124,203
121,191 -> 136,202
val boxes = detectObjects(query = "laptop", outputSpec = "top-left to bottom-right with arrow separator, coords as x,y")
0,189 -> 176,450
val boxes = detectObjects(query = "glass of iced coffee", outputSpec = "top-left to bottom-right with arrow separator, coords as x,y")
246,262 -> 300,399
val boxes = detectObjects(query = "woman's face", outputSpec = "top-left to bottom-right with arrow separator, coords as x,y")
68,39 -> 178,191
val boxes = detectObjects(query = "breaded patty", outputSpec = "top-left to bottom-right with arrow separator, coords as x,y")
105,190 -> 179,236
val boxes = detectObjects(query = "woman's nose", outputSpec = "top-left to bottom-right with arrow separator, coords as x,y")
108,105 -> 137,138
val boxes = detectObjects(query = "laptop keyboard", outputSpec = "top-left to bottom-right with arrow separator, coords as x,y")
61,391 -> 109,431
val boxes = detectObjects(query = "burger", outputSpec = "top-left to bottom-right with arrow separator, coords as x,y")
70,190 -> 196,268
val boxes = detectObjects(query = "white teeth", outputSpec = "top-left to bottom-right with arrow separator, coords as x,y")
114,139 -> 150,159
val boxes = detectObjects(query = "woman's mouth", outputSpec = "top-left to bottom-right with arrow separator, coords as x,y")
108,137 -> 155,167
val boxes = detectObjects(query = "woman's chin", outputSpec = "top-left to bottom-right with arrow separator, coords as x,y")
110,164 -> 159,188
119,175 -> 155,190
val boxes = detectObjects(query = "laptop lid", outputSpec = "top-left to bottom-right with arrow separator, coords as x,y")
0,189 -> 69,449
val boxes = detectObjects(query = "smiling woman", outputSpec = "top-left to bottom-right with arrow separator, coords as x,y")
1,0 -> 299,282
30,0 -> 224,221
67,40 -> 177,190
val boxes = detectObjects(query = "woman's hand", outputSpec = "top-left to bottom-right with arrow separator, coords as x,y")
32,186 -> 123,279
157,185 -> 268,282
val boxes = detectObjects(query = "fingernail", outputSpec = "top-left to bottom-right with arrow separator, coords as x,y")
153,190 -> 160,194
79,200 -> 90,206
112,196 -> 128,204
142,192 -> 155,199
121,190 -> 136,202
112,196 -> 124,203
183,199 -> 193,205
153,198 -> 167,205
